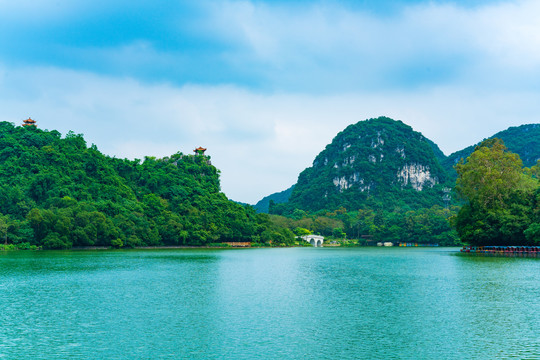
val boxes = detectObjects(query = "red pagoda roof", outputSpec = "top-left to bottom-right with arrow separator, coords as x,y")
22,117 -> 37,126
193,146 -> 206,154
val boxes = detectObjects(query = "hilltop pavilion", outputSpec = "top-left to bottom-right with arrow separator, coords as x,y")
193,147 -> 207,155
22,117 -> 37,127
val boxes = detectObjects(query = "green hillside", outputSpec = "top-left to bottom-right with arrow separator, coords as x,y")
274,117 -> 450,214
443,123 -> 540,177
253,185 -> 295,213
0,122 -> 293,249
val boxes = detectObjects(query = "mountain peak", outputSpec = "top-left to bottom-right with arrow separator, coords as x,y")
279,117 -> 448,213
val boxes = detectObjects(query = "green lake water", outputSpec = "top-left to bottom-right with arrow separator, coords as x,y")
1,247 -> 539,359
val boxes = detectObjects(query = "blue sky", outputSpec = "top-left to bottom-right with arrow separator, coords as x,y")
1,0 -> 539,203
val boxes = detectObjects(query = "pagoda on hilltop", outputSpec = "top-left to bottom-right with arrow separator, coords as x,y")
22,117 -> 37,127
193,146 -> 207,155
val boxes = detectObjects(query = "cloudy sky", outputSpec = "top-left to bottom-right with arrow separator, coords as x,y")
1,0 -> 539,203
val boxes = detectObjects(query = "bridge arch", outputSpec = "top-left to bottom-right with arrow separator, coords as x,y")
301,235 -> 325,247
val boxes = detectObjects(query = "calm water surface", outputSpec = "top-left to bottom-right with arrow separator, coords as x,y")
0,247 -> 539,359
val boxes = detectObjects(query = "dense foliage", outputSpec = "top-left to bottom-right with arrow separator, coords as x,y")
455,139 -> 540,246
276,117 -> 450,213
270,205 -> 459,246
0,122 -> 294,249
444,123 -> 540,178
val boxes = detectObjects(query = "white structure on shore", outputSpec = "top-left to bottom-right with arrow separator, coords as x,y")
301,235 -> 325,247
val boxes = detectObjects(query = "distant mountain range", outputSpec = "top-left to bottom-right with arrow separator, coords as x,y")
255,117 -> 540,214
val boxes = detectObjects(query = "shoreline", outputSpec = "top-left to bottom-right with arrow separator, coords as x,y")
1,244 -> 460,252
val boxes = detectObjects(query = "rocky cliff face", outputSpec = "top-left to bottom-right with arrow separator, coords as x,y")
397,163 -> 438,191
283,117 -> 448,212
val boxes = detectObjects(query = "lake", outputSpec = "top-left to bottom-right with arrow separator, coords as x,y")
1,247 -> 539,359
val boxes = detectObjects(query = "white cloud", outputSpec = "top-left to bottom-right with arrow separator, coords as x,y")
203,0 -> 540,91
471,0 -> 540,68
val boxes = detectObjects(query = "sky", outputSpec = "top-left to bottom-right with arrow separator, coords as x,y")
1,0 -> 539,204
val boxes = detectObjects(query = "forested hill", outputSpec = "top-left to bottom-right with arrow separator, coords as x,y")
272,117 -> 450,214
0,122 -> 291,249
443,123 -> 540,177
253,185 -> 295,213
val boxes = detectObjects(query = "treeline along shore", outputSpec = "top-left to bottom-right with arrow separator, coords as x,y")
1,119 -> 539,250
0,121 -> 296,249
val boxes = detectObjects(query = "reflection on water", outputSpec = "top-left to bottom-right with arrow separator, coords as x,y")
0,248 -> 539,359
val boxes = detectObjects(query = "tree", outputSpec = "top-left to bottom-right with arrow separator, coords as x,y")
332,227 -> 346,238
455,139 -> 526,208
455,139 -> 538,245
293,227 -> 311,236
0,215 -> 9,245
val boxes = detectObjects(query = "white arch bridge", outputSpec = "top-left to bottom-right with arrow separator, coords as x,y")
301,235 -> 325,247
